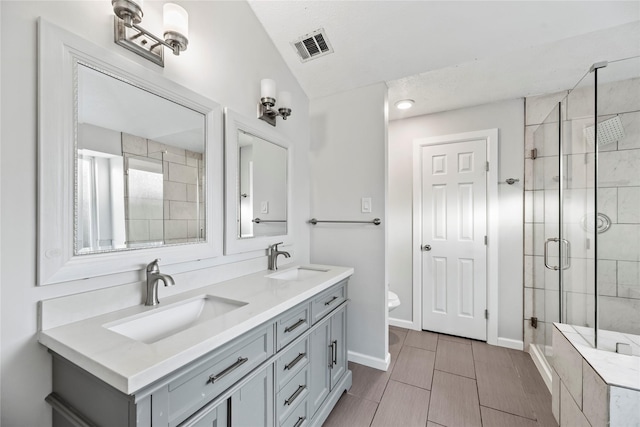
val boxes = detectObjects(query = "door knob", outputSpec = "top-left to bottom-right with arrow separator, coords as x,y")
421,244 -> 432,251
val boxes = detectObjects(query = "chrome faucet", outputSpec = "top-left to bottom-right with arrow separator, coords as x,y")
145,259 -> 175,306
267,242 -> 290,270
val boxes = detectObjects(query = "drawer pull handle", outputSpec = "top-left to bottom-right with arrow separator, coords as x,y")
207,357 -> 248,384
285,352 -> 307,371
293,416 -> 306,427
284,318 -> 306,333
324,296 -> 339,306
285,384 -> 306,406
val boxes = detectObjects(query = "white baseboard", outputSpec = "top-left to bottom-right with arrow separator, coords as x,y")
529,344 -> 552,392
389,317 -> 417,330
348,350 -> 390,371
497,337 -> 524,351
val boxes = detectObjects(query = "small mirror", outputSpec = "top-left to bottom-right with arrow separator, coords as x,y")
76,63 -> 206,254
237,130 -> 287,238
225,110 -> 291,254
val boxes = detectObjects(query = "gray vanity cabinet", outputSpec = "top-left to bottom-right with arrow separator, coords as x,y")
47,279 -> 351,427
308,304 -> 347,419
184,364 -> 274,427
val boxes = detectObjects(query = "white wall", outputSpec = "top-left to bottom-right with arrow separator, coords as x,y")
309,83 -> 389,369
0,2 -> 310,425
388,98 -> 525,344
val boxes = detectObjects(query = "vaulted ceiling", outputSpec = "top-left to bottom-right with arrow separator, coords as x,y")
248,1 -> 640,120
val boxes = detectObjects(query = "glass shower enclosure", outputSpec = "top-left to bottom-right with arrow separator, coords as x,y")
527,55 -> 640,361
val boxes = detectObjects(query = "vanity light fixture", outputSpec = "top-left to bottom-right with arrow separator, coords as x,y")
395,99 -> 414,110
258,79 -> 293,126
112,0 -> 189,67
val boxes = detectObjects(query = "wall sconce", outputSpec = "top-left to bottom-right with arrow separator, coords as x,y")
257,79 -> 293,126
112,0 -> 188,67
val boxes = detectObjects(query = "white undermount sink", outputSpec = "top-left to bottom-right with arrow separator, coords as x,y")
267,266 -> 329,281
105,295 -> 248,344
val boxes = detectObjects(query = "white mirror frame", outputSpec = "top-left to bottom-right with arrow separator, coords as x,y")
224,109 -> 292,255
37,19 -> 223,285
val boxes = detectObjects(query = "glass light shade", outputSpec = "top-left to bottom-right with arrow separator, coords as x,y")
261,79 -> 276,100
163,3 -> 189,37
278,91 -> 292,109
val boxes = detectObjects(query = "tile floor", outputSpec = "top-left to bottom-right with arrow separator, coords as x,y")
323,327 -> 558,427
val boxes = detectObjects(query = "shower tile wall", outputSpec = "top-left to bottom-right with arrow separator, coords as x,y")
524,77 -> 640,352
122,133 -> 204,245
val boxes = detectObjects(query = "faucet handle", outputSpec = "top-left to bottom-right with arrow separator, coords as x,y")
269,242 -> 283,251
146,258 -> 161,272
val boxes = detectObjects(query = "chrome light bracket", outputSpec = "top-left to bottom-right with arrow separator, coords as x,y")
258,97 -> 277,126
114,16 -> 164,67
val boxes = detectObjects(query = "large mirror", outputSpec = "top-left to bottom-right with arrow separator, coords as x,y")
38,19 -> 223,285
76,63 -> 205,254
225,110 -> 291,255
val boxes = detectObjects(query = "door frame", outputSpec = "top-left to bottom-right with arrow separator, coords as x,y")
412,129 -> 499,345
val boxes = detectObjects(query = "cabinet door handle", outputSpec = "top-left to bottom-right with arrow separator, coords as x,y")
332,340 -> 338,366
324,296 -> 339,306
293,416 -> 306,427
284,318 -> 306,333
207,357 -> 248,384
328,343 -> 334,368
285,384 -> 306,406
285,352 -> 307,371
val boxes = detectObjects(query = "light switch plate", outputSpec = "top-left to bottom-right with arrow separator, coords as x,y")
361,197 -> 372,213
261,201 -> 269,214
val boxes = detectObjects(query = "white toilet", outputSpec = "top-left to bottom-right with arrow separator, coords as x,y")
388,290 -> 401,312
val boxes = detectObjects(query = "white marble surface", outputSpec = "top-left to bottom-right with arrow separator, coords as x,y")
555,324 -> 640,391
610,385 -> 640,427
582,360 -> 609,427
552,327 -> 584,407
38,264 -> 353,395
560,381 -> 590,427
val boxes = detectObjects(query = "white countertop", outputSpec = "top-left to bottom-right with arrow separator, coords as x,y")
38,265 -> 353,395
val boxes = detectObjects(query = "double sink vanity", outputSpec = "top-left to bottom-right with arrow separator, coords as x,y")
39,265 -> 353,426
35,19 -> 354,427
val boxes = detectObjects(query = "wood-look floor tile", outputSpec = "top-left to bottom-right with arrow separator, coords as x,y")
480,406 -> 539,427
435,339 -> 476,379
371,380 -> 430,427
389,327 -> 407,361
390,345 -> 435,390
348,362 -> 391,403
323,392 -> 378,427
427,422 -> 446,427
438,333 -> 472,345
475,359 -> 535,420
471,341 -> 513,367
508,350 -> 558,427
404,329 -> 438,351
428,370 -> 481,427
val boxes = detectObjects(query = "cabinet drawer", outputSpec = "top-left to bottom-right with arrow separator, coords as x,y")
311,282 -> 346,324
168,325 -> 274,425
277,366 -> 309,424
280,398 -> 309,427
276,304 -> 310,350
276,337 -> 309,391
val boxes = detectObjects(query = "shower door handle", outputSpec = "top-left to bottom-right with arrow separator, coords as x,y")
561,239 -> 571,270
544,238 -> 560,271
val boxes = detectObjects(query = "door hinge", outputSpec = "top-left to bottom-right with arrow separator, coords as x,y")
484,309 -> 489,319
530,317 -> 538,329
484,235 -> 488,245
530,148 -> 538,160
485,161 -> 489,172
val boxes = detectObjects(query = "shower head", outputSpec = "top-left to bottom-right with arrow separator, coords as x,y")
584,115 -> 625,146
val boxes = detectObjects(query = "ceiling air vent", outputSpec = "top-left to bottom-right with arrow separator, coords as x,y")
291,28 -> 334,63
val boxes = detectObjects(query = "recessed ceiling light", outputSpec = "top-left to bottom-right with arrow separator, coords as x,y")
395,99 -> 414,110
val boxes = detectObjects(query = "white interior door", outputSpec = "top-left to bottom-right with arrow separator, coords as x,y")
415,137 -> 488,340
